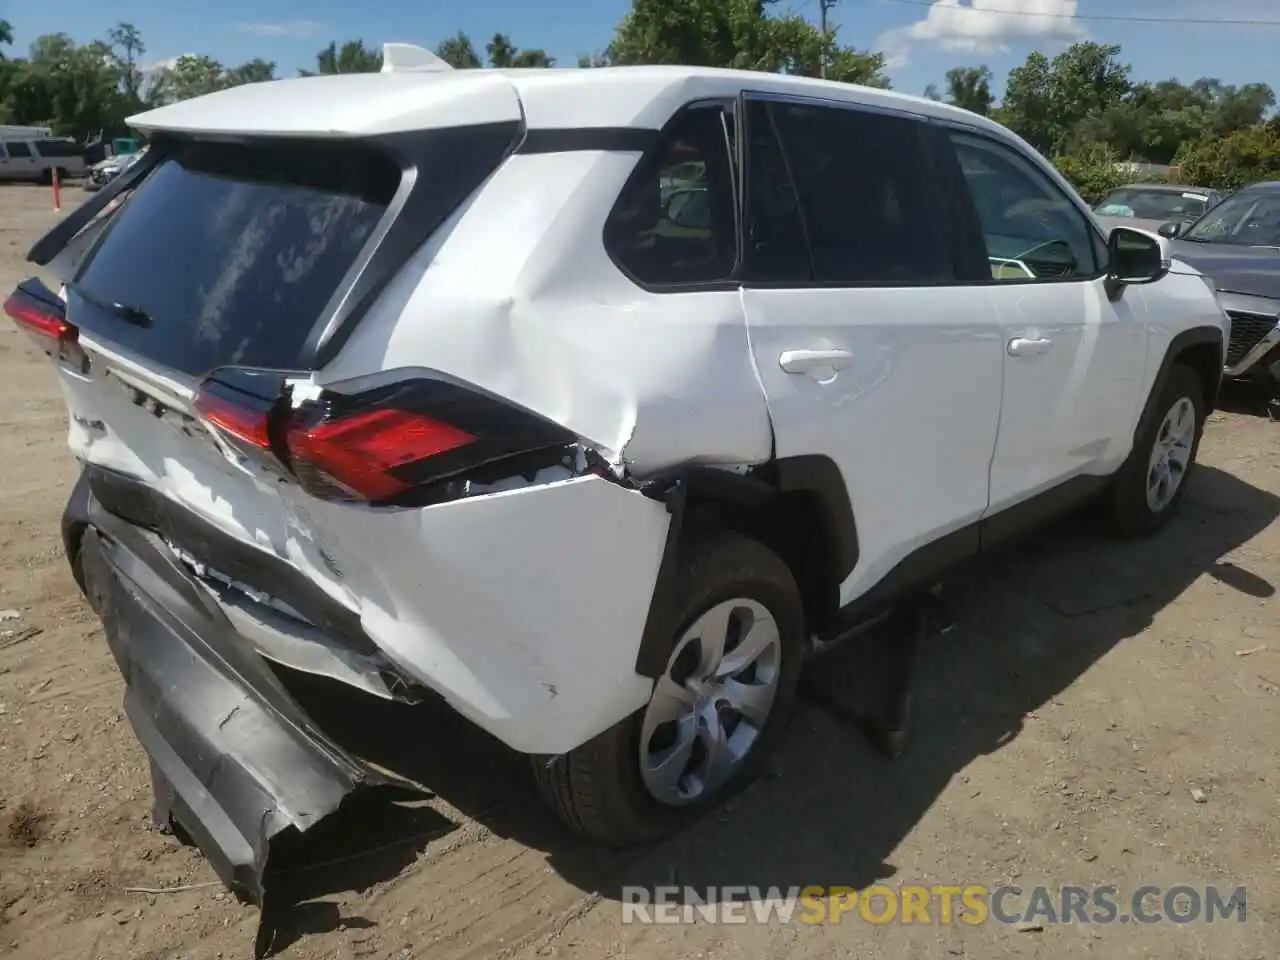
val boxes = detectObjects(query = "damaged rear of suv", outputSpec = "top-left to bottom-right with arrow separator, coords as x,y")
9,43 -> 1226,912
10,50 -> 806,901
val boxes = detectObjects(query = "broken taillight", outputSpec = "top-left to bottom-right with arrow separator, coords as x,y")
286,407 -> 478,501
4,279 -> 77,349
193,369 -> 290,471
194,384 -> 273,450
193,371 -> 576,504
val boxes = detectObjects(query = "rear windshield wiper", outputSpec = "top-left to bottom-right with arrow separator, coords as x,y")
65,281 -> 153,328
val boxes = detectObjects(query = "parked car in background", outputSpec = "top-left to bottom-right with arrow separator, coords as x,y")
1093,183 -> 1222,235
0,135 -> 87,183
7,50 -> 1230,906
83,147 -> 147,192
1161,181 -> 1280,416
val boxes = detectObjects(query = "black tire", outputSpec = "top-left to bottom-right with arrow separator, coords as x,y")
1109,362 -> 1205,538
531,531 -> 805,845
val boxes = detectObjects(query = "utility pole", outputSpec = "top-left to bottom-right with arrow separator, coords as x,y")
819,0 -> 839,79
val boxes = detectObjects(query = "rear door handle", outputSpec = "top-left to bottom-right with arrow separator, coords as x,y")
779,349 -> 854,375
1007,337 -> 1053,358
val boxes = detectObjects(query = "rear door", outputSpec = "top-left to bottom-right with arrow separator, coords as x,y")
739,95 -> 1005,608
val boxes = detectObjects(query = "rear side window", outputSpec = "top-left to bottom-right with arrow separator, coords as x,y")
7,141 -> 32,159
72,139 -> 400,377
35,138 -> 83,159
759,100 -> 954,284
604,103 -> 737,287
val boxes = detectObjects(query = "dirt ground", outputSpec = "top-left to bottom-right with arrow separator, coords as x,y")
0,183 -> 1277,960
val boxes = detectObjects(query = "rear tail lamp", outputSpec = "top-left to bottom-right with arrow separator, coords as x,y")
4,279 -> 77,353
285,407 -> 477,501
193,371 -> 575,504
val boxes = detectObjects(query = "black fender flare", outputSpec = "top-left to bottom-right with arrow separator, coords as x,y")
633,455 -> 858,678
1135,326 -> 1225,436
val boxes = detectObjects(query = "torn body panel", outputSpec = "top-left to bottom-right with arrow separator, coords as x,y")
316,150 -> 774,474
60,342 -> 675,755
74,512 -> 402,906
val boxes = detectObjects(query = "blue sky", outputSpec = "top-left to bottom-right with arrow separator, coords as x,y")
4,0 -> 1279,101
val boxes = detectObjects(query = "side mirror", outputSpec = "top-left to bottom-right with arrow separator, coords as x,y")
1157,220 -> 1183,239
1105,227 -> 1168,301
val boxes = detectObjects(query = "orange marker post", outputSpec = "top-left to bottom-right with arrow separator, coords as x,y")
52,167 -> 61,213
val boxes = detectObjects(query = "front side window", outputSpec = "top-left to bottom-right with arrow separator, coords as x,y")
604,104 -> 737,286
753,99 -> 954,284
949,131 -> 1102,281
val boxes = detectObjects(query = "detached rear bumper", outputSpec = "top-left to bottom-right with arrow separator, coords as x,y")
71,487 -> 395,905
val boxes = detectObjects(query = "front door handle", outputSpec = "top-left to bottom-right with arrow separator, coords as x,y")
779,348 -> 854,375
1007,337 -> 1053,358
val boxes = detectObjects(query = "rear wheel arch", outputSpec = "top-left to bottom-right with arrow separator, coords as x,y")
634,454 -> 858,677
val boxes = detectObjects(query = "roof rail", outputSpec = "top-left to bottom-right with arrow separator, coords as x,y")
382,43 -> 455,73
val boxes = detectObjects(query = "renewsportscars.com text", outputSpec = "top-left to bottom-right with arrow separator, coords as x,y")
620,884 -> 1247,926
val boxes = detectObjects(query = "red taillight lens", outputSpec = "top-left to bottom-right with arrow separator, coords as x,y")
194,388 -> 273,449
287,408 -> 477,501
193,369 -> 575,504
4,290 -> 76,343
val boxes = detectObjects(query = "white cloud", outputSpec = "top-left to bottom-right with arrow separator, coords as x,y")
231,20 -> 325,39
877,0 -> 1086,69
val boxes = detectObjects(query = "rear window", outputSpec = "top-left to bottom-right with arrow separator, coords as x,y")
35,138 -> 84,159
72,139 -> 401,377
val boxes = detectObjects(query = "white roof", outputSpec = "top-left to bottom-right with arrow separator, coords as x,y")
129,63 -> 1003,141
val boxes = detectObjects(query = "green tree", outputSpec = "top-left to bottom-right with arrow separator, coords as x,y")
1176,125 -> 1280,191
301,40 -> 382,76
224,59 -> 277,86
485,33 -> 554,68
107,22 -> 146,103
995,52 -> 1054,150
1052,141 -> 1131,205
151,54 -> 225,103
1206,81 -> 1275,136
486,33 -> 517,68
943,65 -> 993,116
4,34 -> 128,137
999,43 -> 1131,154
436,32 -> 481,69
609,0 -> 888,86
0,20 -> 14,123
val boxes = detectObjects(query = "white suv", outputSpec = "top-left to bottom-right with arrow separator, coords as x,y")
8,47 -> 1228,904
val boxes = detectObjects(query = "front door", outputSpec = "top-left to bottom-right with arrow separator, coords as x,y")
939,127 -> 1149,514
738,94 -> 1005,608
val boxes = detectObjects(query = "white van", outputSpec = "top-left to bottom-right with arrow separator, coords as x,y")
0,136 -> 87,183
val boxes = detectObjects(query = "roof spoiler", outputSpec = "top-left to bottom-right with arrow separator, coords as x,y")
382,43 -> 455,74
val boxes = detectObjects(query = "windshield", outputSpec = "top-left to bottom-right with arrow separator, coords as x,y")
1094,188 -> 1208,222
1183,190 -> 1280,246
